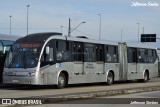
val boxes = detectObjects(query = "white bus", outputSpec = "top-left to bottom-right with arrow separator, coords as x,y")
3,32 -> 158,88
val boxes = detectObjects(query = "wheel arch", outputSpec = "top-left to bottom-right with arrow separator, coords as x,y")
107,70 -> 115,82
57,70 -> 69,85
144,69 -> 149,79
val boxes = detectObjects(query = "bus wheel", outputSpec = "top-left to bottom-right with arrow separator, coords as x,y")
142,71 -> 149,82
107,72 -> 114,85
57,73 -> 66,89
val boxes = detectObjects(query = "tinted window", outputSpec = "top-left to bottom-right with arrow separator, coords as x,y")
40,40 -> 54,67
138,49 -> 146,63
56,40 -> 70,62
96,45 -> 104,61
146,49 -> 157,63
72,42 -> 83,61
127,48 -> 137,63
106,45 -> 118,63
84,44 -> 95,62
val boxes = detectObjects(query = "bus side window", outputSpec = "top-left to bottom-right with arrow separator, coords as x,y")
56,40 -> 70,62
96,45 -> 104,61
146,49 -> 157,63
72,43 -> 76,61
84,44 -> 95,62
106,46 -> 110,62
72,42 -> 83,61
40,40 -> 54,67
147,49 -> 153,63
127,48 -> 137,63
106,45 -> 118,63
138,49 -> 146,63
153,49 -> 157,62
45,47 -> 53,61
113,46 -> 118,62
42,47 -> 54,62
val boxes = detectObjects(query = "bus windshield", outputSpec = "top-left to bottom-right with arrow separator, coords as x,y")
5,43 -> 42,68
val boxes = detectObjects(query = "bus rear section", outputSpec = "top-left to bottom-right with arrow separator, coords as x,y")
116,43 -> 158,82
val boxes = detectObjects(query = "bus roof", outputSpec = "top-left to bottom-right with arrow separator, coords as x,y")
126,43 -> 157,49
16,32 -> 62,43
14,32 -> 157,49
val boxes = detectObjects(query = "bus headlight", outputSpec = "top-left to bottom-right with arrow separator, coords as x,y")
28,72 -> 36,76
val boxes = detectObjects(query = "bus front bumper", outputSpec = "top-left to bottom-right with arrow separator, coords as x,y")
3,76 -> 40,85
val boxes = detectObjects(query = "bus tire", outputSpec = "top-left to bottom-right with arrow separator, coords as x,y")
57,73 -> 66,89
106,72 -> 114,85
142,71 -> 149,82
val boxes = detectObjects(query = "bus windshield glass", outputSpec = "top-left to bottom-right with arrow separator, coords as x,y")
5,43 -> 42,68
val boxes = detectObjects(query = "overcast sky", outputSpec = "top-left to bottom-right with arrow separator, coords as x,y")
0,0 -> 160,42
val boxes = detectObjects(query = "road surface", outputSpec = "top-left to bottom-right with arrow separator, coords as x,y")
0,77 -> 160,107
26,90 -> 160,107
0,78 -> 160,98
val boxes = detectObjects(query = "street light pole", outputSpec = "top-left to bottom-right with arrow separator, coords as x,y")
27,5 -> 30,35
98,14 -> 101,40
137,23 -> 140,43
68,18 -> 85,37
68,18 -> 71,37
70,21 -> 86,33
9,15 -> 12,35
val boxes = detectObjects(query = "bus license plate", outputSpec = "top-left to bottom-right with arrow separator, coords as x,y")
13,80 -> 19,83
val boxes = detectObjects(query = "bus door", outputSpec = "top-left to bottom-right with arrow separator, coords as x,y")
127,47 -> 138,80
84,44 -> 97,82
72,42 -> 84,82
119,43 -> 128,80
95,45 -> 105,82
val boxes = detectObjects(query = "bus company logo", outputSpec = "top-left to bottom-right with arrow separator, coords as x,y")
1,99 -> 42,105
2,99 -> 12,105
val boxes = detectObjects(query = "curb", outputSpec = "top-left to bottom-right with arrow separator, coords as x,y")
41,86 -> 160,103
55,86 -> 160,98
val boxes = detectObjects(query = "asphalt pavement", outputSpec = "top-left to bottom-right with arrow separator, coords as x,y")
0,77 -> 160,106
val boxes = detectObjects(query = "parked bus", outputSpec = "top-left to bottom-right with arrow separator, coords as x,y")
3,32 -> 158,88
0,34 -> 20,83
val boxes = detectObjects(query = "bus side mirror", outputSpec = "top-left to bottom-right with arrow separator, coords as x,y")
3,46 -> 6,54
45,46 -> 50,54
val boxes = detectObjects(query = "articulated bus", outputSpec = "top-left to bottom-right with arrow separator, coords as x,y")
3,32 -> 158,88
0,34 -> 20,83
